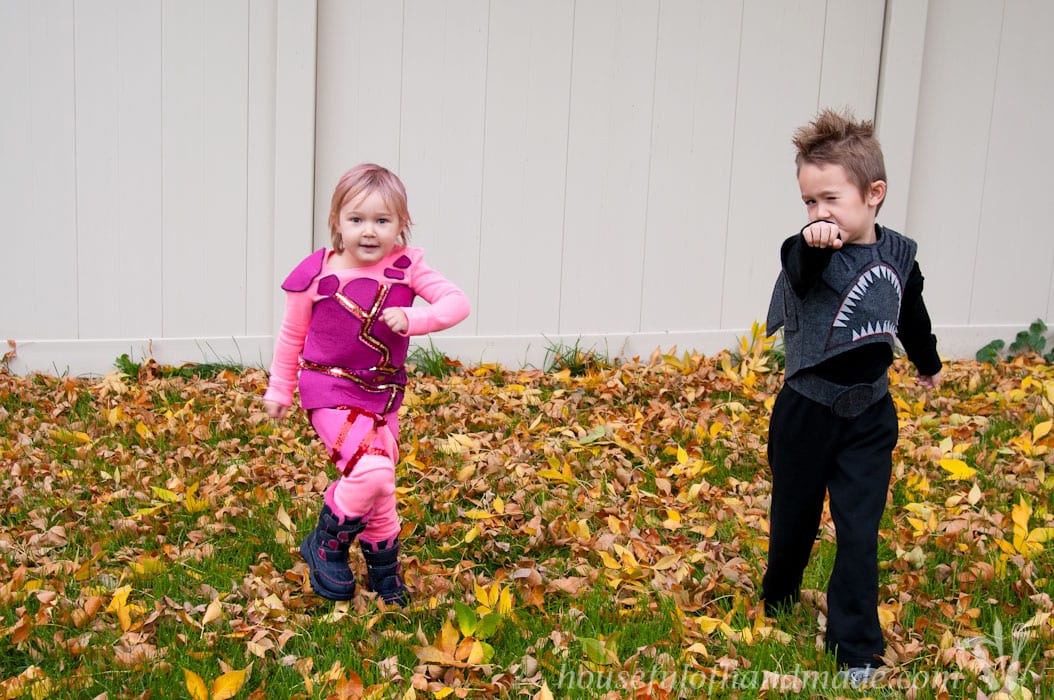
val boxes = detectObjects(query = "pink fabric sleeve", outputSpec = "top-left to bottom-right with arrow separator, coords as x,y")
402,257 -> 471,336
264,290 -> 313,406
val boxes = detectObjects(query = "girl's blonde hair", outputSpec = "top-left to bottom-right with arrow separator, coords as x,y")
328,163 -> 413,250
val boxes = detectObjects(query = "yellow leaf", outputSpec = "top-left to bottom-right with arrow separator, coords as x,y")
133,504 -> 167,518
466,640 -> 485,665
1034,420 -> 1052,441
415,645 -> 456,665
130,556 -> 164,577
651,553 -> 682,571
202,598 -> 223,626
107,586 -> 132,613
151,486 -> 180,503
537,460 -> 574,484
696,616 -> 724,634
598,550 -> 621,569
1027,527 -> 1054,545
211,668 -> 247,700
136,422 -> 154,440
464,525 -> 479,543
276,504 -> 294,531
438,620 -> 460,655
463,509 -> 493,520
474,581 -> 491,607
183,668 -> 209,700
939,458 -> 976,480
493,495 -> 505,514
534,682 -> 555,700
877,605 -> 897,629
968,483 -> 982,505
185,483 -> 209,514
676,446 -> 688,464
105,405 -> 124,425
497,586 -> 513,616
117,606 -> 132,631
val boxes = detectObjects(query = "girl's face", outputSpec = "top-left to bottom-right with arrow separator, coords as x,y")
798,162 -> 885,245
334,189 -> 402,267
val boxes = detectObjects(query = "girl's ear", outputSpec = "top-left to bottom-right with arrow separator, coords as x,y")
867,180 -> 887,207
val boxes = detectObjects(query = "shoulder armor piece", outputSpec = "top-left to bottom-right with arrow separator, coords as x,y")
282,248 -> 327,292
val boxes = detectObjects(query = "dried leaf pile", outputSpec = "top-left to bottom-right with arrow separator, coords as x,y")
0,344 -> 1052,699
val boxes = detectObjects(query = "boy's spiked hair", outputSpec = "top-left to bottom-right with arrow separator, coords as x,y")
793,109 -> 887,211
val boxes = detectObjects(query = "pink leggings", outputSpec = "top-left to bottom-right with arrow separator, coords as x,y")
309,407 -> 401,544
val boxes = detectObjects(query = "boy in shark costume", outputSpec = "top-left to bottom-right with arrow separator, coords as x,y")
762,110 -> 942,682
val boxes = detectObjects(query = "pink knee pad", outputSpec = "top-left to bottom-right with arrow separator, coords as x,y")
332,455 -> 400,543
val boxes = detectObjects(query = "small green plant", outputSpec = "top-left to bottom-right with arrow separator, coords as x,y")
408,340 -> 461,378
976,320 -> 1054,364
114,353 -> 243,381
542,338 -> 609,375
114,352 -> 141,376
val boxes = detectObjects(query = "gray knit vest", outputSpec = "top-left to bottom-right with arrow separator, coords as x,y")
766,227 -> 917,416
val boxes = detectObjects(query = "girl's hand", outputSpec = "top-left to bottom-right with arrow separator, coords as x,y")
917,371 -> 942,389
264,400 -> 289,420
380,307 -> 409,334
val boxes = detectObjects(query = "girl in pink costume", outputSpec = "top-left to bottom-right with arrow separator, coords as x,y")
264,163 -> 470,605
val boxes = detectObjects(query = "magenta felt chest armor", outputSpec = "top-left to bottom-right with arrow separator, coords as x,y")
283,249 -> 416,414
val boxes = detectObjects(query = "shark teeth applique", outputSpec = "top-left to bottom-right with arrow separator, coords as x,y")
831,264 -> 904,341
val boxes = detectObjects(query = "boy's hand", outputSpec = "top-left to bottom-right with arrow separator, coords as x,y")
264,400 -> 288,420
917,371 -> 942,389
801,220 -> 844,249
380,307 -> 409,334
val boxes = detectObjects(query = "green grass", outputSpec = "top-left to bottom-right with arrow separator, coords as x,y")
1,354 -> 1052,698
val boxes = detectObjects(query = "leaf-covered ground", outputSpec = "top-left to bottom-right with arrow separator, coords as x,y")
0,345 -> 1052,699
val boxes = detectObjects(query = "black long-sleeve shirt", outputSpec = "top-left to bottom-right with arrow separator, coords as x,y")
780,232 -> 942,385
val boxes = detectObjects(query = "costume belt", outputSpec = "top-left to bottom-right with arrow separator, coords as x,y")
785,372 -> 889,419
299,358 -> 404,414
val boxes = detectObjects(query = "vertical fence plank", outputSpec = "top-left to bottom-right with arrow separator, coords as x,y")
875,0 -> 930,234
0,0 -> 36,338
313,0 -> 404,249
246,0 -> 277,337
817,1 -> 885,116
475,0 -> 573,337
161,0 -> 249,339
721,1 -> 828,330
0,1 -> 78,340
560,0 -> 659,335
906,1 -> 1002,327
640,0 -> 742,334
75,0 -> 164,339
969,0 -> 1054,325
399,0 -> 489,329
272,0 -> 317,335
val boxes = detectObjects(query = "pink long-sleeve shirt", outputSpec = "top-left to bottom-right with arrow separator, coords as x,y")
265,246 -> 470,413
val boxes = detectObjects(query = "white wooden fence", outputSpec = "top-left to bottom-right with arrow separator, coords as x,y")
2,0 -> 1052,375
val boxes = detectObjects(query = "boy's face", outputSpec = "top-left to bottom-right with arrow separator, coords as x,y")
798,162 -> 885,245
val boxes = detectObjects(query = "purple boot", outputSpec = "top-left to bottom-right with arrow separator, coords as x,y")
360,537 -> 410,607
300,501 -> 366,601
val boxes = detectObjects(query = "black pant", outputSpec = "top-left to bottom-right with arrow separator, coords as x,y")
761,385 -> 897,667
